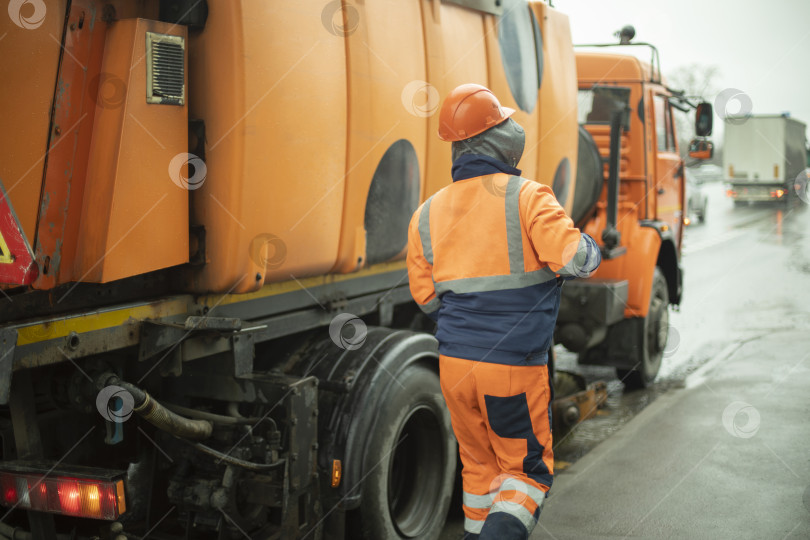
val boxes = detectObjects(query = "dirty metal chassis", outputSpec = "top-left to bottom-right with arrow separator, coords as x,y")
0,266 -> 413,539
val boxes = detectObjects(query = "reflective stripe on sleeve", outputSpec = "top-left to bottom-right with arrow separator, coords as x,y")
464,517 -> 486,534
505,176 -> 528,274
488,501 -> 538,533
463,491 -> 495,509
418,197 -> 435,265
558,234 -> 597,278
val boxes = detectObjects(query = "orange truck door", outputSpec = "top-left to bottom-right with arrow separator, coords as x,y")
653,94 -> 683,247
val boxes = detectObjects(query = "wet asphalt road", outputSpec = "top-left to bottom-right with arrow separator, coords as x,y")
552,181 -> 810,465
440,181 -> 810,539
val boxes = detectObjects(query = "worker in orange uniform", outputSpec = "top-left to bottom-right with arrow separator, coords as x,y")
406,84 -> 601,540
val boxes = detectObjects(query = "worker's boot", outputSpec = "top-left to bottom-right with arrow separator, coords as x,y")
479,511 -> 529,540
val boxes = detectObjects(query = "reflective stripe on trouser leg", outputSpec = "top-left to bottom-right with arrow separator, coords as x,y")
483,477 -> 546,537
463,492 -> 493,534
463,491 -> 495,509
496,476 -> 546,513
439,356 -> 501,534
478,362 -> 552,539
464,516 -> 486,535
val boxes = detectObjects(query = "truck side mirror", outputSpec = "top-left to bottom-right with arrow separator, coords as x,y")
695,102 -> 713,137
688,139 -> 713,160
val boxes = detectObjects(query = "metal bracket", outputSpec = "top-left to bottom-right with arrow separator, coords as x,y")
138,321 -> 187,376
443,0 -> 503,16
232,332 -> 254,377
600,245 -> 627,260
0,328 -> 17,405
552,380 -> 608,434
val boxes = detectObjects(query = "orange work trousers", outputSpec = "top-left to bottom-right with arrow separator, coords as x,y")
439,355 -> 553,539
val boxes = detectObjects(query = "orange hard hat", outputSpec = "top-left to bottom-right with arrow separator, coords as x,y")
437,84 -> 515,142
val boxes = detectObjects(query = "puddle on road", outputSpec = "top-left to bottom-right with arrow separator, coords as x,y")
549,341 -> 727,467
553,375 -> 683,464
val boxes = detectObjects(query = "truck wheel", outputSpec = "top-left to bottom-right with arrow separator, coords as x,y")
353,365 -> 455,540
697,202 -> 706,223
616,267 -> 669,389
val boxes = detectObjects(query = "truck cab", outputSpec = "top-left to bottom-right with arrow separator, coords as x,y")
554,42 -> 713,388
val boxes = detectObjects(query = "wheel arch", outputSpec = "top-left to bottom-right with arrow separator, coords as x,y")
301,327 -> 441,509
653,229 -> 682,306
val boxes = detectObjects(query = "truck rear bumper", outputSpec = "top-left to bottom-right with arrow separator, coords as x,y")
727,182 -> 789,202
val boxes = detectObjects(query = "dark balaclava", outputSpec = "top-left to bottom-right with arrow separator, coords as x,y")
451,117 -> 526,167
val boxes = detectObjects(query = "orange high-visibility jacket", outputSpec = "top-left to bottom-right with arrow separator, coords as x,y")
407,172 -> 600,365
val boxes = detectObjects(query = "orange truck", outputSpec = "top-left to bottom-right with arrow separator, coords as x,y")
0,2 -> 710,539
557,33 -> 714,389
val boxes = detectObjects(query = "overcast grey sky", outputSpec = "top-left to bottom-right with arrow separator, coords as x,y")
555,0 -> 810,140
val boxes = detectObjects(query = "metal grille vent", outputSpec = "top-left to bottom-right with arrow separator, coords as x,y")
146,32 -> 185,105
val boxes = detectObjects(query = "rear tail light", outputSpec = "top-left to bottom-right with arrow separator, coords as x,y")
770,189 -> 785,198
726,189 -> 737,198
0,464 -> 125,520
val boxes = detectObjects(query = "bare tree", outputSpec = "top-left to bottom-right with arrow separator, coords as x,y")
667,64 -> 721,164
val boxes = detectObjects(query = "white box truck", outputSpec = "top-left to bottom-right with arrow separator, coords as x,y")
724,114 -> 807,203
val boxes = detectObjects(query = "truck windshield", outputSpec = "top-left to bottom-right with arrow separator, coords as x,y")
578,86 -> 631,126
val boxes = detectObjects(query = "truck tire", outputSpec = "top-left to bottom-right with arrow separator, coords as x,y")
616,267 -> 669,389
352,364 -> 455,540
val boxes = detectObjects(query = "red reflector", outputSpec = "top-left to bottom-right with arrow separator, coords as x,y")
0,475 -> 16,505
0,472 -> 124,520
0,183 -> 38,285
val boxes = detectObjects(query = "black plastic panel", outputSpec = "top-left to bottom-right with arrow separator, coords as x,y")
572,126 -> 604,226
498,0 -> 541,113
552,157 -> 571,207
364,139 -> 420,265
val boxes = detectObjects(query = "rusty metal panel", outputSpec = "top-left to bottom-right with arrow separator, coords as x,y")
34,0 -> 114,288
0,0 -> 68,246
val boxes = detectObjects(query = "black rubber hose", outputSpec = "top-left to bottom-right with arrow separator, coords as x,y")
0,522 -> 73,540
176,438 -> 286,472
97,373 -> 212,440
134,393 -> 213,440
162,402 -> 270,427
